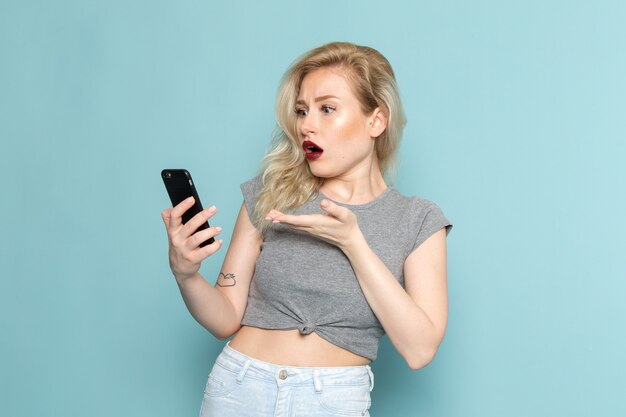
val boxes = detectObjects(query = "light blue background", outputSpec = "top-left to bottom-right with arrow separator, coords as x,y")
1,1 -> 624,416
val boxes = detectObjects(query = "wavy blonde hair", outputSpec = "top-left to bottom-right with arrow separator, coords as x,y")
253,41 -> 407,231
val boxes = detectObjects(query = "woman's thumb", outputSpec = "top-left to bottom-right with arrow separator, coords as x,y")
320,199 -> 347,220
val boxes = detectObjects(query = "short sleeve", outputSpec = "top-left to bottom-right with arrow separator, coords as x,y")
409,199 -> 453,254
240,175 -> 262,225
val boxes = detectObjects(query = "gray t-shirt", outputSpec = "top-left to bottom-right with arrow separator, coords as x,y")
240,176 -> 452,361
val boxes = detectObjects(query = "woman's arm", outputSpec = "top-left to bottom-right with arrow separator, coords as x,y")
342,228 -> 448,370
266,200 -> 448,370
164,201 -> 262,340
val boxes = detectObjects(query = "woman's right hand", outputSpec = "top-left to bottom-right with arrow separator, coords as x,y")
161,196 -> 223,283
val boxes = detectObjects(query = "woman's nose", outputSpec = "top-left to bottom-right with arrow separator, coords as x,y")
299,113 -> 317,136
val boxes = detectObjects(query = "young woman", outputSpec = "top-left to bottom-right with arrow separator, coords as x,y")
161,42 -> 452,417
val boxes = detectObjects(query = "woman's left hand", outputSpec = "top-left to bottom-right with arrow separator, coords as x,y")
265,199 -> 363,251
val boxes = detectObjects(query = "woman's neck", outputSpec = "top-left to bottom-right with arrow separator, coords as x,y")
319,162 -> 387,205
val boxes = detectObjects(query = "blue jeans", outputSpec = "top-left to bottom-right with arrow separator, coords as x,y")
199,341 -> 374,417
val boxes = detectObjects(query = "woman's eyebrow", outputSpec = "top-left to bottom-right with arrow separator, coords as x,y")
296,95 -> 340,105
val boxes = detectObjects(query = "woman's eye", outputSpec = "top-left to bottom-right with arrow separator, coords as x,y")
321,105 -> 335,114
295,108 -> 307,117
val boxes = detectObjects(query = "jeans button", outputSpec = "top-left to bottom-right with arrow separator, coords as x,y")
278,369 -> 288,380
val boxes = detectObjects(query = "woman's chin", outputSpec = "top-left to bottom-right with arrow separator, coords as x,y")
308,164 -> 334,179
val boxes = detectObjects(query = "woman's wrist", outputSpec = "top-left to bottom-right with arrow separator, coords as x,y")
340,227 -> 368,256
175,270 -> 202,287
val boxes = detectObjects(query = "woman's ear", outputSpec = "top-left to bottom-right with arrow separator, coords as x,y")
368,108 -> 388,138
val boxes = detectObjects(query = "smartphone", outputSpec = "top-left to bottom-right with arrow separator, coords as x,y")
161,169 -> 214,247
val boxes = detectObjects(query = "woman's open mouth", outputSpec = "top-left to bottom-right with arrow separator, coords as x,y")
302,140 -> 324,160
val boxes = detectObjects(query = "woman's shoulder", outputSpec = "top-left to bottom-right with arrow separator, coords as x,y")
386,187 -> 443,214
240,175 -> 265,202
239,175 -> 264,221
387,188 -> 453,248
387,187 -> 452,229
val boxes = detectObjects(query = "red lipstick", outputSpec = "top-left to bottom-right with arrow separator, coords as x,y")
302,140 -> 324,161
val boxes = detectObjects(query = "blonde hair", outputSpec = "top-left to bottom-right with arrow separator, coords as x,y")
253,41 -> 407,231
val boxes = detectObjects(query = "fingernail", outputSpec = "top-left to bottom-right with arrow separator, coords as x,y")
321,200 -> 329,208
208,205 -> 216,211
215,226 -> 222,231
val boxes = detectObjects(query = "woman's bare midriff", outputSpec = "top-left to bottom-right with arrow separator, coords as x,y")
228,325 -> 370,367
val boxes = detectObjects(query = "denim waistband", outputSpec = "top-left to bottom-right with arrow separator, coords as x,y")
217,341 -> 374,392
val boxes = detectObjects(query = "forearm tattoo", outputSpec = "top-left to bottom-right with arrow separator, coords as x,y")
216,272 -> 237,287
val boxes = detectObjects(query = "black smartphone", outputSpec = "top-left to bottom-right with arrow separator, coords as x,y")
161,169 -> 214,247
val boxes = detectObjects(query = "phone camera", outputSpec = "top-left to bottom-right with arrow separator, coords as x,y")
164,172 -> 172,179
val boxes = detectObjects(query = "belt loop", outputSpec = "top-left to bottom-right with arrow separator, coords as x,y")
366,366 -> 375,392
313,369 -> 322,393
237,359 -> 252,384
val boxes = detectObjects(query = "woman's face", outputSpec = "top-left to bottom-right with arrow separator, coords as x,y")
295,67 -> 382,179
